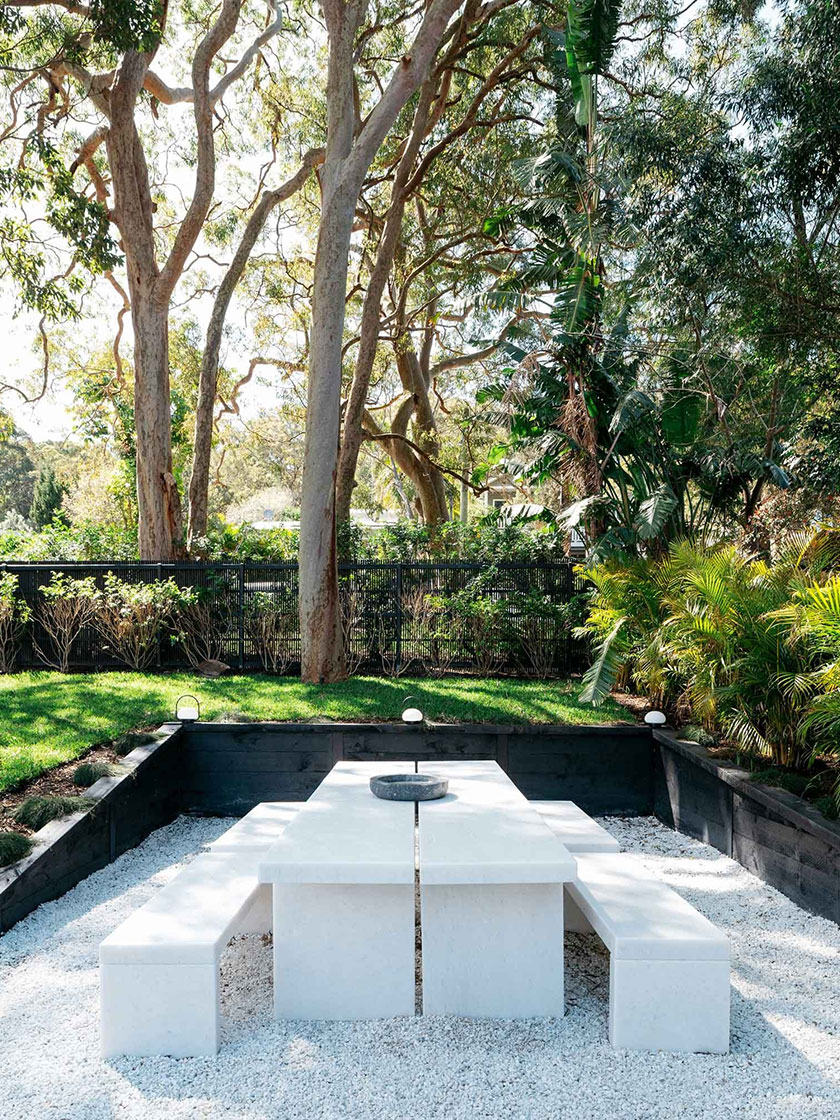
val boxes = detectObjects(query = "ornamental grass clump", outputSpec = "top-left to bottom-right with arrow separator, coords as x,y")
112,730 -> 156,757
0,832 -> 32,867
14,795 -> 92,831
73,760 -> 117,786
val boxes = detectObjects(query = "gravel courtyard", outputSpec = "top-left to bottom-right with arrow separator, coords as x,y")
0,814 -> 837,1120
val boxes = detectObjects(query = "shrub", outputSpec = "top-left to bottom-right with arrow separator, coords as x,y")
244,590 -> 297,674
34,573 -> 99,672
577,531 -> 840,793
0,571 -> 30,673
0,832 -> 32,867
113,730 -> 156,756
172,576 -> 234,669
73,760 -> 118,786
94,572 -> 187,670
14,795 -> 92,831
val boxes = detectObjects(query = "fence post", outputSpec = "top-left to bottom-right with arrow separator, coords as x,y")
395,562 -> 403,675
238,564 -> 245,669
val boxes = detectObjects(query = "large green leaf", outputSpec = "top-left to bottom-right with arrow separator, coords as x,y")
580,616 -> 627,704
633,485 -> 678,540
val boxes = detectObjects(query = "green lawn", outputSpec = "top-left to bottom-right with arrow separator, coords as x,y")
0,672 -> 629,793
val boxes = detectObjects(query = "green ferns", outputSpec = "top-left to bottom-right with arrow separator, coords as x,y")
578,531 -> 840,803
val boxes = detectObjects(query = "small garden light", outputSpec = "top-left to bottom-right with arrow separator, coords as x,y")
175,694 -> 200,723
401,696 -> 423,724
644,710 -> 667,727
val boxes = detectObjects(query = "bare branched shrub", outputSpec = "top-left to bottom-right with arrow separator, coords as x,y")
245,592 -> 296,674
341,584 -> 368,675
0,572 -> 29,673
518,615 -> 559,679
94,573 -> 185,671
34,573 -> 99,673
174,580 -> 233,668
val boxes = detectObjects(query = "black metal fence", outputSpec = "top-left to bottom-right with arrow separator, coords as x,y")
1,561 -> 589,675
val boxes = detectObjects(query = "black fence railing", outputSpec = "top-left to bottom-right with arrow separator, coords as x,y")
1,561 -> 589,675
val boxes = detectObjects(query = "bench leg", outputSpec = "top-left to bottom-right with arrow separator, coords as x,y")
237,883 -> 272,935
609,958 -> 730,1053
272,884 -> 415,1020
100,961 -> 220,1058
564,889 -> 593,933
421,884 -> 565,1017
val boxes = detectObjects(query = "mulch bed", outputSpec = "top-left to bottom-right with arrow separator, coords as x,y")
0,744 -> 124,838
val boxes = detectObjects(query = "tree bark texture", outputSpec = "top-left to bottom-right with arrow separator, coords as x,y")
299,0 -> 466,681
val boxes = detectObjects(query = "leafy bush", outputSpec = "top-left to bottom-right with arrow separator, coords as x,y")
14,794 -> 92,831
577,531 -> 840,804
94,573 -> 188,670
34,573 -> 99,672
0,571 -> 30,673
244,590 -> 297,674
171,576 -> 234,669
73,760 -> 117,786
0,520 -> 137,562
0,831 -> 32,866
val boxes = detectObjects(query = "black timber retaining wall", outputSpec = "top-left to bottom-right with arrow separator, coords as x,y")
654,730 -> 840,925
0,726 -> 183,933
179,722 -> 654,816
2,720 -> 839,932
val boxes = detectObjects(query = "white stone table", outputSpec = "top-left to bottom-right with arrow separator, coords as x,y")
259,759 -> 577,1022
418,760 -> 577,1017
258,760 -> 416,1020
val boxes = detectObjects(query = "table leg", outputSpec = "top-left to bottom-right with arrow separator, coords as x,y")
272,883 -> 415,1020
421,883 -> 565,1017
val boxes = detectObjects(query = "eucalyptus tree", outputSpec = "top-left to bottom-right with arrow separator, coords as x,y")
334,2 -> 549,526
297,0 -> 512,681
0,0 -> 285,560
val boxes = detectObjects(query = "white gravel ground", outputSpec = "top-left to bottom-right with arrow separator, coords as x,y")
0,814 -> 838,1120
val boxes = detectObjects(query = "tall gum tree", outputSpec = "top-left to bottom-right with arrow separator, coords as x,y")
1,0 -> 284,559
299,0 -> 473,682
334,9 -> 543,524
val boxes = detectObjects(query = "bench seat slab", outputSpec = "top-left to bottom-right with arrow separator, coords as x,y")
207,802 -> 302,853
272,883 -> 415,1020
530,801 -> 621,854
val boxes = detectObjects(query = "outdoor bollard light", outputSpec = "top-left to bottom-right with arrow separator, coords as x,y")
401,696 -> 423,724
644,710 -> 667,727
175,694 -> 200,723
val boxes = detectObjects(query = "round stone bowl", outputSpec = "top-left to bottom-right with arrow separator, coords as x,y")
369,774 -> 448,802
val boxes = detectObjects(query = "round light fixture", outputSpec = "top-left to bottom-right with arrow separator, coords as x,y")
175,694 -> 200,723
401,696 -> 423,724
644,710 -> 667,727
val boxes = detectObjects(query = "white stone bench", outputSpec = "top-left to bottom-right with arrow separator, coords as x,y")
206,801 -> 302,932
100,851 -> 271,1057
531,800 -> 621,853
101,802 -> 302,1057
207,801 -> 302,852
567,853 -> 730,1053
